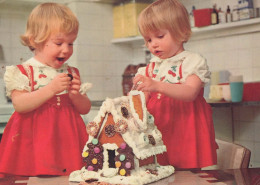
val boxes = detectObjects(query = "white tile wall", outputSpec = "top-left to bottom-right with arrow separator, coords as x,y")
0,4 -> 33,66
68,1 -> 135,100
0,0 -> 260,168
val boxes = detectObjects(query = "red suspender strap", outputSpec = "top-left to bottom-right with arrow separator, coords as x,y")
179,63 -> 183,80
67,67 -> 80,76
29,66 -> 34,91
145,63 -> 150,77
17,65 -> 27,76
145,62 -> 155,78
16,64 -> 34,91
67,67 -> 72,74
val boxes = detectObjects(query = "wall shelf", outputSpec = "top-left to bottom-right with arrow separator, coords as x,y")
111,35 -> 144,45
111,17 -> 260,44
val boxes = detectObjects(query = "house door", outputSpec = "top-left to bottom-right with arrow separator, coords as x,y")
107,149 -> 116,168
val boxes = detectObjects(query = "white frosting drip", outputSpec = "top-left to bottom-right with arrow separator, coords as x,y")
69,165 -> 175,185
102,143 -> 118,170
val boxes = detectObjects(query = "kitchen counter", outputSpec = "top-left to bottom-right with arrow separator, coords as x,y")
207,100 -> 260,107
1,168 -> 260,185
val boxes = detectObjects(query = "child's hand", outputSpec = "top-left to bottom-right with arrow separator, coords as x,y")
68,73 -> 81,95
48,73 -> 71,94
133,74 -> 158,92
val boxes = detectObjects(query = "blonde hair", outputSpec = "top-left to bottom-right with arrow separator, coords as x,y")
138,0 -> 191,43
20,3 -> 79,51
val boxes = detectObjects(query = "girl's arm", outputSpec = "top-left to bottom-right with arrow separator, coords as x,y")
11,73 -> 72,113
68,73 -> 91,114
133,74 -> 203,102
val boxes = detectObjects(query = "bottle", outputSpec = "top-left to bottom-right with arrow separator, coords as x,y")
226,5 -> 232,23
189,6 -> 196,27
218,8 -> 226,24
232,5 -> 239,22
211,4 -> 219,25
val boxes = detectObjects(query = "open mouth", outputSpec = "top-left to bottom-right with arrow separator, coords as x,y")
154,50 -> 162,56
57,57 -> 65,62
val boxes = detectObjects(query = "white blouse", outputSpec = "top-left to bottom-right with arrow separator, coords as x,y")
136,50 -> 211,85
4,58 -> 92,98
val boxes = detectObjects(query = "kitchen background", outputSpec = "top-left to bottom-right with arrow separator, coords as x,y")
0,0 -> 260,168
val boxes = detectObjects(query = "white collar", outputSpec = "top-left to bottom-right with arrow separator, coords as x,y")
24,57 -> 68,70
150,50 -> 188,64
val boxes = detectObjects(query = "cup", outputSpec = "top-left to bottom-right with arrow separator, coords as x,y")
209,85 -> 223,101
229,75 -> 243,102
211,71 -> 220,85
221,84 -> 231,102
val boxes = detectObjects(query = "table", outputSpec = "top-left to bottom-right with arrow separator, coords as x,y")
1,168 -> 260,185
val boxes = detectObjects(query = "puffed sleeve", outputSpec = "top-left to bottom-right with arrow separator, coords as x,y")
4,65 -> 31,98
135,66 -> 146,76
180,53 -> 211,85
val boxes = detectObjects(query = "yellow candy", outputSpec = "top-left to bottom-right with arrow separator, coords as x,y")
82,151 -> 89,158
115,161 -> 121,168
92,158 -> 98,164
119,169 -> 126,176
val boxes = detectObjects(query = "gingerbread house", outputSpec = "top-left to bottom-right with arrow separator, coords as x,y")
69,90 -> 174,184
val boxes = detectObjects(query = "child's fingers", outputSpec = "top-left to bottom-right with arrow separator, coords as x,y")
67,73 -> 73,81
132,75 -> 145,90
71,73 -> 81,85
133,74 -> 143,84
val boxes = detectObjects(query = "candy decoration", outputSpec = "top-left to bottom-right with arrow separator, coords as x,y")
86,122 -> 99,137
148,135 -> 156,145
94,147 -> 100,154
119,169 -> 126,176
119,154 -> 126,161
87,166 -> 94,171
120,142 -> 126,150
115,143 -> 134,176
67,73 -> 73,81
125,162 -> 131,169
115,161 -> 121,168
84,142 -> 104,172
147,114 -> 154,124
92,138 -> 98,145
121,106 -> 129,118
104,124 -> 116,138
92,158 -> 98,164
115,120 -> 128,134
82,151 -> 89,158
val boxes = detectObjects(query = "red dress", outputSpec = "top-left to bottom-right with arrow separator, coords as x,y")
0,63 -> 88,176
143,52 -> 217,169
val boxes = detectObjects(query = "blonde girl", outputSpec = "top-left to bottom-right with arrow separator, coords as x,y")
133,0 -> 217,169
0,3 -> 91,176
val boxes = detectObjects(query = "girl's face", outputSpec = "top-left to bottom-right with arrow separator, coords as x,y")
144,29 -> 184,59
34,32 -> 77,69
